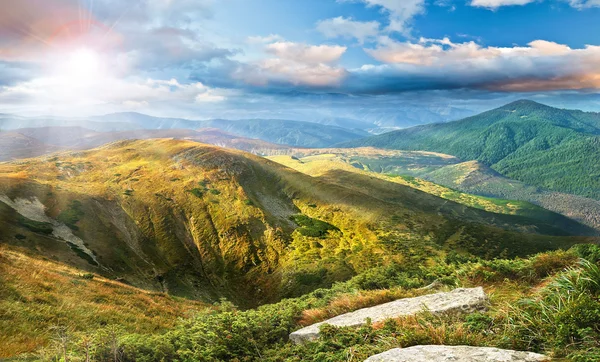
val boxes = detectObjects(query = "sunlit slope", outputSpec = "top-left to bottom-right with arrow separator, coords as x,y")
0,244 -> 205,358
0,139 -> 593,307
268,154 -> 595,236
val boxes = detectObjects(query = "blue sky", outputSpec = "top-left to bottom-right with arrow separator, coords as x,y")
1,0 -> 600,123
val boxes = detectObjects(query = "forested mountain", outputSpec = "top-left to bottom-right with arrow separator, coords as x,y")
341,100 -> 600,199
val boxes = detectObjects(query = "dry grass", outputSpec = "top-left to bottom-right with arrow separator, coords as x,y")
0,245 -> 207,358
298,288 -> 425,326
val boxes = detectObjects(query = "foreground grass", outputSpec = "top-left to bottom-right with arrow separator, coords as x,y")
12,244 -> 600,362
0,245 -> 206,358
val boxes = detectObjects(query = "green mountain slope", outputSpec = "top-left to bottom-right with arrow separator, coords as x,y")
0,140 -> 594,308
267,153 -> 595,236
341,100 -> 600,199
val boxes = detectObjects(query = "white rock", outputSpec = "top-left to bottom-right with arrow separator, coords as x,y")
364,345 -> 549,362
289,287 -> 488,344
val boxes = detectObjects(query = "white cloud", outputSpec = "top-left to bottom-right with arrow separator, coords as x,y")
470,0 -> 537,9
316,17 -> 380,44
568,0 -> 600,8
231,41 -> 348,87
345,0 -> 426,34
362,37 -> 600,91
247,34 -> 284,44
0,75 -> 229,114
266,42 -> 347,64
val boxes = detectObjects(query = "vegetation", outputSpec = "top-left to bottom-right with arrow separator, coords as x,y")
0,139 -> 590,313
0,245 -> 205,358
342,100 -> 600,200
291,214 -> 340,238
11,244 -> 600,361
268,153 -> 594,236
57,200 -> 84,230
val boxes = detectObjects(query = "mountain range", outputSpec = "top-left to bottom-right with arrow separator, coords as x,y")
341,100 -> 600,200
0,113 -> 368,148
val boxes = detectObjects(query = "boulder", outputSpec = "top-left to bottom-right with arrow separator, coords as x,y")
364,345 -> 549,362
289,287 -> 488,344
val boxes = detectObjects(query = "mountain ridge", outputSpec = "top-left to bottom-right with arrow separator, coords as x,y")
340,100 -> 600,199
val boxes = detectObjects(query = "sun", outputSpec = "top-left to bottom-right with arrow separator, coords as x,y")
64,48 -> 102,78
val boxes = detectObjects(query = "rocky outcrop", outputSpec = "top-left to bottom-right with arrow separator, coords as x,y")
289,287 -> 488,344
364,345 -> 549,361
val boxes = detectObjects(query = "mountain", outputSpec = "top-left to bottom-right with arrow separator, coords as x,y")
341,100 -> 600,200
0,139 -> 592,309
0,244 -> 205,358
267,152 -> 596,236
93,113 -> 369,147
13,127 -> 287,153
338,150 -> 600,232
0,113 -> 369,148
0,132 -> 61,161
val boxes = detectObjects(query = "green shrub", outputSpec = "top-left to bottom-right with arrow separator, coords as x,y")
57,200 -> 84,231
188,188 -> 204,198
17,215 -> 53,235
291,215 -> 340,238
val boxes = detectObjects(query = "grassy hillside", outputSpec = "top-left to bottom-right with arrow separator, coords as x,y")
18,244 -> 600,362
0,244 -> 205,358
268,153 -> 596,236
0,139 -> 593,308
341,100 -> 600,200
341,151 -> 600,233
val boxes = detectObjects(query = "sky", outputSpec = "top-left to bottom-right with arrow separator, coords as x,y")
2,0 -> 600,123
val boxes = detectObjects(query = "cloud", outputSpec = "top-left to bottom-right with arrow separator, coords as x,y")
364,0 -> 426,33
247,34 -> 284,44
231,41 -> 348,87
471,0 -> 600,9
123,27 -> 235,70
470,0 -> 537,9
266,42 -> 347,64
568,0 -> 600,8
0,70 -> 230,115
316,17 -> 380,44
358,37 -> 600,92
341,0 -> 426,34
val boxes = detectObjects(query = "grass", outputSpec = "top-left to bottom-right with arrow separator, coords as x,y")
18,245 -> 597,361
268,154 -> 549,218
0,244 -> 206,358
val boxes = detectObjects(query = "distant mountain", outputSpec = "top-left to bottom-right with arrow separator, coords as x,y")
341,100 -> 600,200
0,127 -> 288,161
92,113 -> 369,147
0,132 -> 60,161
0,113 -> 369,148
